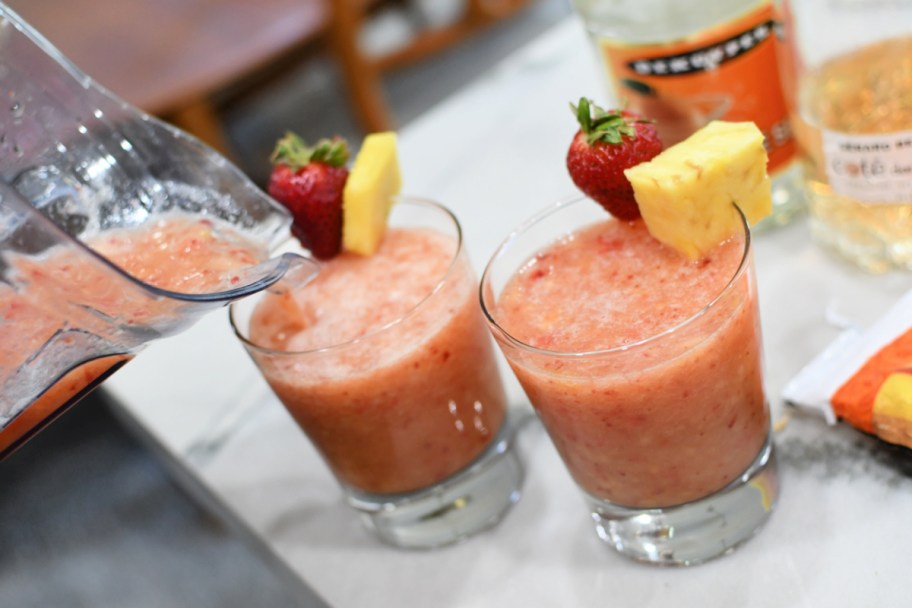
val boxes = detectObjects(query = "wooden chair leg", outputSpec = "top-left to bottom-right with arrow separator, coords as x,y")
469,0 -> 531,21
165,97 -> 235,158
376,0 -> 534,72
373,15 -> 479,72
330,0 -> 395,133
331,0 -> 534,133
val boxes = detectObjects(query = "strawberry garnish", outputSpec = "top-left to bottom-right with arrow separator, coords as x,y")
566,98 -> 663,220
268,132 -> 349,260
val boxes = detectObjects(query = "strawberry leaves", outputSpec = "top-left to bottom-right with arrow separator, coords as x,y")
268,132 -> 350,260
270,132 -> 349,171
565,98 -> 663,221
572,98 -> 651,145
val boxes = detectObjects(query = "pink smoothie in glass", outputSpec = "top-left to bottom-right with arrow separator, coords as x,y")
1,215 -> 266,454
246,227 -> 507,496
492,217 -> 767,508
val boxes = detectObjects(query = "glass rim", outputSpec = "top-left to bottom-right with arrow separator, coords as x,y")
230,196 -> 465,357
479,196 -> 753,359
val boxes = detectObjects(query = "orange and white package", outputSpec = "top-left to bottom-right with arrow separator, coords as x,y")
783,290 -> 912,448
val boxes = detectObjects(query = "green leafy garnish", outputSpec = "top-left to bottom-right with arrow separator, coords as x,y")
570,97 -> 651,145
270,132 -> 349,170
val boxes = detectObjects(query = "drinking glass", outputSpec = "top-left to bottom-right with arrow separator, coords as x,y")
480,197 -> 778,565
230,197 -> 523,549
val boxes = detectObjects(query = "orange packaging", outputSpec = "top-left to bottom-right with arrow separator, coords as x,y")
832,330 -> 912,436
783,290 -> 912,448
595,4 -> 795,174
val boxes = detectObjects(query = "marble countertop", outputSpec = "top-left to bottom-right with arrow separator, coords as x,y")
105,16 -> 912,608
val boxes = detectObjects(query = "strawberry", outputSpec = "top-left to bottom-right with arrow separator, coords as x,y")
566,98 -> 663,220
268,132 -> 349,260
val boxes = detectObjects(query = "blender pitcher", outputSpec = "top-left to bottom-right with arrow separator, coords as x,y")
0,4 -> 317,458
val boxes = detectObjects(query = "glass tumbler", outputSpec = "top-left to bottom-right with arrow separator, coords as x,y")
230,197 -> 523,549
480,197 -> 778,565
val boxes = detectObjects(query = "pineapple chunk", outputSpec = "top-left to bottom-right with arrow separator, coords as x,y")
624,121 -> 772,260
343,132 -> 403,255
873,370 -> 912,447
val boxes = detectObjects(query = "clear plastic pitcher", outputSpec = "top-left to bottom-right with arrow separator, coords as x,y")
0,4 -> 317,457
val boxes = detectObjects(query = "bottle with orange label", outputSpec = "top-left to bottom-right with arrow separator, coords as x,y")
571,0 -> 804,228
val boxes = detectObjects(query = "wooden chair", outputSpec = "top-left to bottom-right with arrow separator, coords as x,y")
5,0 -> 531,153
4,0 -> 330,155
331,0 -> 533,132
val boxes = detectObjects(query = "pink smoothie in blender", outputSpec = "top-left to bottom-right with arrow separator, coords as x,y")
0,214 -> 291,456
0,2 -> 314,458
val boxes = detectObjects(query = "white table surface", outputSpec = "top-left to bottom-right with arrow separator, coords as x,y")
106,16 -> 912,608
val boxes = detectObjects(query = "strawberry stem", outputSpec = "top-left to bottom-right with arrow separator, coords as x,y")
270,132 -> 349,170
575,98 -> 592,134
571,97 -> 652,146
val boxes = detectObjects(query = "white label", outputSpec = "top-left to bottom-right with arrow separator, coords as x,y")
822,129 -> 912,203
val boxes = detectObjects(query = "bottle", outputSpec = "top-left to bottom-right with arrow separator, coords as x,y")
570,0 -> 805,229
775,0 -> 912,273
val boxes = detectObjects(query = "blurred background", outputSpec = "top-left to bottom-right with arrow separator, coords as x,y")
0,0 -> 569,606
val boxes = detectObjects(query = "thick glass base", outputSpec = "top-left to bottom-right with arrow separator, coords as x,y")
347,425 -> 524,549
586,435 -> 778,566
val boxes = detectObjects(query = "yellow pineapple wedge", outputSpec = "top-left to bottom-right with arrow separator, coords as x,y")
873,370 -> 912,447
623,121 -> 772,260
343,131 -> 402,255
